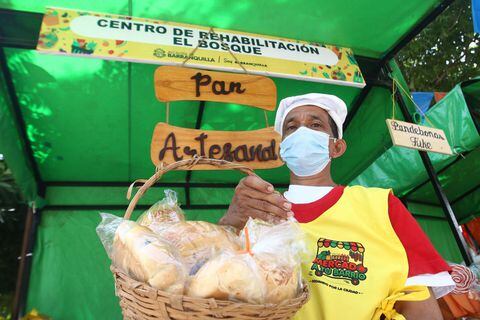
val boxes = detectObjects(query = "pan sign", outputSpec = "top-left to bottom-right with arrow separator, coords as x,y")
386,119 -> 453,155
151,67 -> 282,170
151,123 -> 283,170
154,66 -> 277,110
37,7 -> 365,87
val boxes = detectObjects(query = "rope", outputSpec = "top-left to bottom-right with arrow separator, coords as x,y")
209,28 -> 269,127
263,110 -> 269,127
181,27 -> 214,67
390,77 -> 460,155
391,80 -> 396,120
392,78 -> 434,127
165,101 -> 170,124
179,27 -> 270,129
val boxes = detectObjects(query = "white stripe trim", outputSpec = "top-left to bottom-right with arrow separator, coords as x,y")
406,271 -> 455,298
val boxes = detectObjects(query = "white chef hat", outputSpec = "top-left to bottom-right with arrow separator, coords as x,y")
274,93 -> 348,138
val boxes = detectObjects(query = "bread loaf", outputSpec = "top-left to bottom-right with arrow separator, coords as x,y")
187,253 -> 265,304
144,221 -> 241,273
112,220 -> 187,293
187,252 -> 299,304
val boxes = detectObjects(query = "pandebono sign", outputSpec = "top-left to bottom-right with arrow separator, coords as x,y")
151,123 -> 283,170
386,119 -> 453,155
37,7 -> 366,87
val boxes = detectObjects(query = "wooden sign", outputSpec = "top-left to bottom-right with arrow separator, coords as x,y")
386,119 -> 453,155
154,66 -> 277,110
150,123 -> 284,170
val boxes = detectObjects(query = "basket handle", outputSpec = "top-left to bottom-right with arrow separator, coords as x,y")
124,157 -> 257,220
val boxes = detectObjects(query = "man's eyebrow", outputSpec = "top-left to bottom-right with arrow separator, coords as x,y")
309,114 -> 322,121
285,113 -> 324,123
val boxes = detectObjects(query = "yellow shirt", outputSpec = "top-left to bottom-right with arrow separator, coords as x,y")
293,186 -> 429,320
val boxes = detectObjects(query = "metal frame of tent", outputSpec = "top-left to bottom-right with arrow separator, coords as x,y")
0,0 -> 477,318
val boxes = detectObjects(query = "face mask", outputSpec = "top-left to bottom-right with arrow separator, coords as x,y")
280,126 -> 334,177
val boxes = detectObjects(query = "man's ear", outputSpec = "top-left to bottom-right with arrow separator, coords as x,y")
331,139 -> 347,159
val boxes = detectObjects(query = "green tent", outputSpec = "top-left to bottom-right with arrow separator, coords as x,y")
0,1 -> 478,319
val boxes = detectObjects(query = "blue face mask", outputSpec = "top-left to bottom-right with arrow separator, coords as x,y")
280,126 -> 334,177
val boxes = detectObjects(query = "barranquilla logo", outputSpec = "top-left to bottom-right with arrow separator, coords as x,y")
153,48 -> 166,58
311,238 -> 368,285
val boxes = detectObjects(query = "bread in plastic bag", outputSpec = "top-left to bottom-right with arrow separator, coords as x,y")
96,213 -> 187,294
187,251 -> 266,303
187,217 -> 306,304
149,220 -> 242,274
136,189 -> 185,227
135,190 -> 240,273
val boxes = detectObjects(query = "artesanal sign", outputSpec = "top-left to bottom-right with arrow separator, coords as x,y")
151,123 -> 283,170
37,7 -> 366,88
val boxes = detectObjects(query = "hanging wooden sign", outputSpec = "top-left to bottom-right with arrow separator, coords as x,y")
151,123 -> 283,170
154,66 -> 277,110
386,119 -> 453,155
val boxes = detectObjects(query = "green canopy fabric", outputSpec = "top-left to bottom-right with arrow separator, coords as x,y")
1,1 -> 479,319
351,78 -> 480,224
0,0 -> 443,58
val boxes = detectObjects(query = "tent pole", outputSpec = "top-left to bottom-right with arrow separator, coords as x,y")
463,224 -> 479,252
12,205 -> 41,319
386,63 -> 472,265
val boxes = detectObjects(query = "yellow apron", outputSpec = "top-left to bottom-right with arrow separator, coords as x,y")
293,186 -> 429,320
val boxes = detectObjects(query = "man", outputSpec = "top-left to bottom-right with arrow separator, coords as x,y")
219,93 -> 455,319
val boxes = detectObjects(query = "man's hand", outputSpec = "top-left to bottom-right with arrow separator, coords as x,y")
219,175 -> 293,230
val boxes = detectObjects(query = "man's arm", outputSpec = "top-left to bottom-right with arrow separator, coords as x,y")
219,175 -> 292,230
395,288 -> 443,320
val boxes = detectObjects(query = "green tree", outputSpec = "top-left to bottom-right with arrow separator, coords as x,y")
397,0 -> 480,92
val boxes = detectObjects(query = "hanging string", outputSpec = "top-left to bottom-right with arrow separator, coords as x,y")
181,26 -> 214,67
392,78 -> 435,127
179,27 -> 270,128
391,80 -> 397,120
212,28 -> 269,128
165,101 -> 170,124
263,110 -> 270,128
391,77 -> 460,156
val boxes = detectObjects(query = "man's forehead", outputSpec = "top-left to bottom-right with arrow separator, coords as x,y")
284,105 -> 329,121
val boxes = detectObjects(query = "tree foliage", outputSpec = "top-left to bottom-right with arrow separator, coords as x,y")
397,0 -> 480,92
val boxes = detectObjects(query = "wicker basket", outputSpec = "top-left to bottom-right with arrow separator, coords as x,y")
111,157 -> 310,320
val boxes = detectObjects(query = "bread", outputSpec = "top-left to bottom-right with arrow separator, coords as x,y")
147,221 -> 241,272
112,221 -> 186,293
255,253 -> 300,304
187,253 -> 265,304
136,197 -> 185,226
187,252 -> 299,304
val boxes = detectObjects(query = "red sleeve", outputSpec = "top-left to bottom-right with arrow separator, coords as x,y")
388,193 -> 451,277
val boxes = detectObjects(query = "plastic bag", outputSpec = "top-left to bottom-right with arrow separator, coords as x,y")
135,190 -> 240,274
136,189 -> 185,228
149,220 -> 241,274
241,217 -> 307,266
187,218 -> 306,304
96,213 -> 187,294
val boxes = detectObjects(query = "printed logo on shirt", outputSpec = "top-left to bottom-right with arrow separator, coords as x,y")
310,238 -> 368,286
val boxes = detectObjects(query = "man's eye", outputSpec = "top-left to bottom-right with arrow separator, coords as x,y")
287,126 -> 297,131
311,123 -> 322,128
